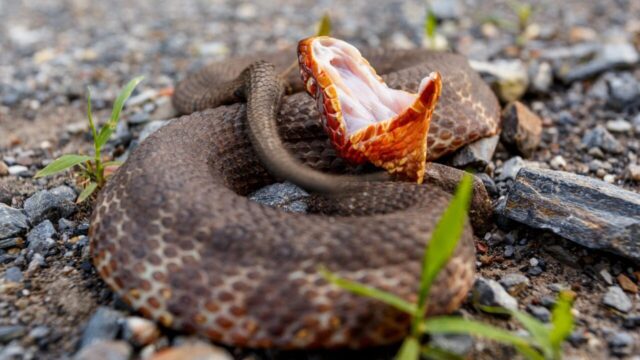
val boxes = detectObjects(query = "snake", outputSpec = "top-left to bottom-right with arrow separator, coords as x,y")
89,37 -> 500,349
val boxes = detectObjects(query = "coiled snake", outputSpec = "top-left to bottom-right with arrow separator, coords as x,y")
90,37 -> 500,349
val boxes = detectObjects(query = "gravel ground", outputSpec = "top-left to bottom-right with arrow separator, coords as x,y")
1,0 -> 640,359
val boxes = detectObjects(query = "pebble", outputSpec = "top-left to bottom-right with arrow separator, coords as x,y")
527,304 -> 551,322
606,118 -> 632,133
503,168 -> 640,263
150,343 -> 233,360
451,135 -> 499,169
0,161 -> 8,176
608,332 -> 633,357
430,0 -> 462,20
603,286 -> 632,313
249,182 -> 309,214
617,274 -> 638,294
0,325 -> 26,343
26,220 -> 56,256
8,165 -> 29,176
472,277 -> 518,312
561,42 -> 639,82
0,186 -> 11,205
528,266 -> 544,276
29,325 -> 50,340
581,125 -> 623,154
0,204 -> 29,240
603,174 -> 615,184
23,186 -> 77,224
606,72 -> 640,110
79,307 -> 123,348
633,113 -> 640,133
430,333 -> 473,357
74,340 -> 132,360
627,164 -> 640,182
497,156 -> 525,181
500,101 -> 542,157
123,317 -> 160,346
600,269 -> 614,285
530,61 -> 553,93
499,273 -> 530,296
4,266 -> 23,283
550,155 -> 567,170
469,59 -> 529,102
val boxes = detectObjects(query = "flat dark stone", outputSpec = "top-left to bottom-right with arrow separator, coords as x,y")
503,167 -> 640,263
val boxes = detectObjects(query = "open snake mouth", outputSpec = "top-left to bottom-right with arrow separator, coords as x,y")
298,36 -> 442,183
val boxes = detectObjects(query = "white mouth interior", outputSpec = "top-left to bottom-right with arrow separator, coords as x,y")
311,38 -> 417,136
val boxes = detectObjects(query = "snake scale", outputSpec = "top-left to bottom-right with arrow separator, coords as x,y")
89,41 -> 500,349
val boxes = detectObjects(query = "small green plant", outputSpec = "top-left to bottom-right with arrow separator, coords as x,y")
424,8 -> 438,43
35,76 -> 144,202
322,173 -> 575,360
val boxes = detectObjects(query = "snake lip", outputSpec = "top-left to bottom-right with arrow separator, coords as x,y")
298,36 -> 442,183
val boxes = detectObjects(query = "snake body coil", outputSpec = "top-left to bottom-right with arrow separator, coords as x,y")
90,46 -> 499,348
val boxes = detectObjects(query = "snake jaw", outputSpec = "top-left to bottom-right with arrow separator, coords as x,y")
298,36 -> 443,183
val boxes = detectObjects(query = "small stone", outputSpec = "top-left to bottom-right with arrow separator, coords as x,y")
430,334 -> 473,357
623,314 -> 640,329
74,340 -> 132,360
530,61 -> 553,93
581,125 -> 623,154
29,325 -> 50,340
0,161 -> 8,176
561,42 -> 639,82
627,164 -> 640,182
150,343 -> 232,360
4,266 -> 23,283
608,332 -> 633,357
603,174 -> 616,184
469,59 -> 529,102
0,325 -> 26,343
249,182 -> 309,214
472,277 -> 518,312
24,186 -> 77,224
497,156 -> 525,181
0,185 -> 11,205
503,168 -> 640,262
8,165 -> 29,176
633,113 -> 640,133
617,274 -> 638,294
0,204 -> 29,240
600,269 -> 614,285
606,73 -> 640,110
603,286 -> 632,313
500,102 -> 542,157
123,317 -> 160,346
80,307 -> 123,348
503,245 -> 515,258
27,220 -> 56,256
451,135 -> 499,169
66,121 -> 88,135
606,118 -> 632,133
0,237 -> 23,250
499,273 -> 530,295
430,0 -> 462,20
528,266 -> 543,276
527,304 -> 551,322
550,155 -> 567,170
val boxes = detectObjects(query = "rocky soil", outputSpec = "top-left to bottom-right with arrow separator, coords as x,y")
1,0 -> 639,359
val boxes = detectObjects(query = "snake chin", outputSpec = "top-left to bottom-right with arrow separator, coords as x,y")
298,36 -> 443,183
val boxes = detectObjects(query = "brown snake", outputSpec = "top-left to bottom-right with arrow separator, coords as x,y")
89,41 -> 500,349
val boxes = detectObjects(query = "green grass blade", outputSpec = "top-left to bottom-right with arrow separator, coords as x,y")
510,310 -> 553,358
549,291 -> 575,353
96,76 -> 144,149
102,160 -> 124,167
316,13 -> 331,36
422,316 -> 533,347
418,173 -> 473,310
320,267 -> 417,316
34,154 -> 93,178
86,88 -> 98,140
77,182 -> 98,203
421,346 -> 465,360
424,8 -> 437,40
395,337 -> 420,360
515,344 -> 545,360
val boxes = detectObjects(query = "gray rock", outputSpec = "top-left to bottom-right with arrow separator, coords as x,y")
608,332 -> 633,356
80,307 -> 123,349
0,237 -> 22,250
23,186 -> 77,224
74,340 -> 132,360
8,165 -> 29,176
603,286 -> 632,313
4,266 -> 23,283
138,120 -> 169,142
606,118 -> 632,133
28,325 -> 50,340
633,113 -> 640,133
0,204 -> 29,239
606,73 -> 640,109
530,61 -> 553,93
497,156 -> 525,181
627,164 -> 640,182
430,0 -> 462,20
469,59 -> 529,102
0,325 -> 26,343
472,277 -> 518,312
451,135 -> 499,169
499,273 -> 530,295
500,102 -> 542,157
503,168 -> 640,263
249,182 -> 309,214
527,304 -> 551,322
0,185 -> 11,205
581,125 -> 623,154
27,220 -> 56,255
430,333 -> 473,357
561,43 -> 639,83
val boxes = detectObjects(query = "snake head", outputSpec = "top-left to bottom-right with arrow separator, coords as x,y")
298,36 -> 442,183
